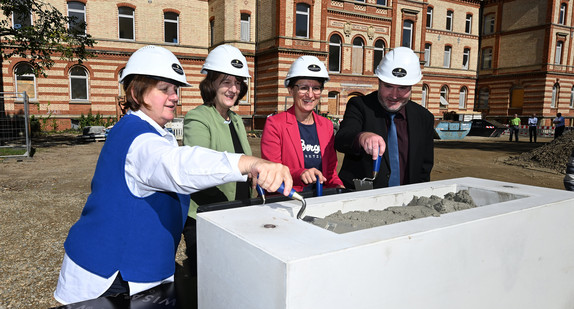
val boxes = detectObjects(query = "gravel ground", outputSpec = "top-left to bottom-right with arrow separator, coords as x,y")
0,133 -> 568,308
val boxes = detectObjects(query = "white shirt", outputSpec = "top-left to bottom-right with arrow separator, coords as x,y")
55,110 -> 246,304
528,117 -> 538,127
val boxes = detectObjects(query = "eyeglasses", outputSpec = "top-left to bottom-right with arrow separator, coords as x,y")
293,84 -> 323,95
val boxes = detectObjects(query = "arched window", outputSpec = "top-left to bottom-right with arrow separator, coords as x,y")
373,40 -> 385,72
295,3 -> 310,38
421,84 -> 429,108
440,85 -> 449,109
459,87 -> 468,109
352,37 -> 364,74
14,63 -> 36,99
164,12 -> 179,43
402,20 -> 414,48
70,66 -> 89,101
118,6 -> 135,40
551,83 -> 559,108
329,34 -> 342,73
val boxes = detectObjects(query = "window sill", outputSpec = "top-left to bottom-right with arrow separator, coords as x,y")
69,100 -> 90,104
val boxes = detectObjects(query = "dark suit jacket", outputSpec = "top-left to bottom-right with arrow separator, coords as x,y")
335,91 -> 434,189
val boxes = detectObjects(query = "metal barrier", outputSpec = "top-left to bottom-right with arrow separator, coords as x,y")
0,92 -> 31,159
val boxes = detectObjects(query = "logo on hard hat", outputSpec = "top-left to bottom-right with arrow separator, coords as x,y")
307,64 -> 321,72
172,63 -> 184,75
231,59 -> 244,69
392,68 -> 407,78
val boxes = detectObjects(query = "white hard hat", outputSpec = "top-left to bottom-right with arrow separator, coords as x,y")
284,55 -> 330,87
201,44 -> 250,78
375,47 -> 422,86
120,45 -> 192,87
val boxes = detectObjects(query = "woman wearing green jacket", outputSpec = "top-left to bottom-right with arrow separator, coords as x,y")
182,45 -> 252,273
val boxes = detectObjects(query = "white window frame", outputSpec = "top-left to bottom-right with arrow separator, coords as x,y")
555,41 -> 563,65
459,87 -> 467,109
118,6 -> 135,40
559,3 -> 567,25
421,84 -> 428,108
426,7 -> 433,28
68,1 -> 86,34
12,11 -> 32,29
462,48 -> 470,70
402,20 -> 413,48
373,40 -> 385,72
551,84 -> 559,108
376,0 -> 387,5
14,63 -> 37,100
465,14 -> 472,34
440,86 -> 449,108
482,48 -> 492,69
70,66 -> 89,101
424,43 -> 431,67
443,46 -> 451,68
164,12 -> 179,44
446,10 -> 453,31
483,14 -> 495,35
329,34 -> 341,73
295,3 -> 310,39
240,13 -> 250,42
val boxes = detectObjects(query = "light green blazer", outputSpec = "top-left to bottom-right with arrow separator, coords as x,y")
183,104 -> 252,218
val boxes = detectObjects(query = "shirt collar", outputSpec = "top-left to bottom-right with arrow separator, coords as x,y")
128,110 -> 171,138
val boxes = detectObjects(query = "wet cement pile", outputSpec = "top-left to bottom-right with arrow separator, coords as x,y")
311,190 -> 476,233
505,130 -> 574,174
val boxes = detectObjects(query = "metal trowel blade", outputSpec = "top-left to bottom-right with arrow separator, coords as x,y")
353,178 -> 373,191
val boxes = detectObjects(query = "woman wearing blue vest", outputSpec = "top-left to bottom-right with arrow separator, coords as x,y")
53,45 -> 294,305
181,45 -> 252,272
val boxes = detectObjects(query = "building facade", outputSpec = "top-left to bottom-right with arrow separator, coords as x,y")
477,0 -> 574,126
9,0 -> 551,132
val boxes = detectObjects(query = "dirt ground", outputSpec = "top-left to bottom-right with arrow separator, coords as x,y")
0,133 -> 567,308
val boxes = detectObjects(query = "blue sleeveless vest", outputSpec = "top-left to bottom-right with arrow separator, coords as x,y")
64,114 -> 190,282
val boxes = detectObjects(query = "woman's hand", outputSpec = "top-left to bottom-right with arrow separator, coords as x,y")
239,156 -> 293,196
300,168 -> 326,185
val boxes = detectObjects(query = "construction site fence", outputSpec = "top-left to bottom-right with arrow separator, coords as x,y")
0,92 -> 31,159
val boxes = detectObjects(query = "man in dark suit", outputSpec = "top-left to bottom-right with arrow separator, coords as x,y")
335,47 -> 434,189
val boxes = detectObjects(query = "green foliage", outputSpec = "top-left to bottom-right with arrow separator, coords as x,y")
0,0 -> 96,77
78,111 -> 115,129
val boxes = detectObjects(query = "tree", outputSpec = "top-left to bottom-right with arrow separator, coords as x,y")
0,0 -> 96,115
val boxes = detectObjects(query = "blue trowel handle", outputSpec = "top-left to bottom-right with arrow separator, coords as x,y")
278,183 -> 304,201
373,155 -> 381,178
316,176 -> 323,197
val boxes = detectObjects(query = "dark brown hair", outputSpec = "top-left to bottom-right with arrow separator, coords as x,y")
199,71 -> 248,106
122,75 -> 160,111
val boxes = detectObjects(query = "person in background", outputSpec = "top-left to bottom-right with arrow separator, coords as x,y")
553,112 -> 565,139
53,45 -> 293,305
509,114 -> 521,142
528,113 -> 538,143
182,44 -> 252,274
335,47 -> 434,189
261,55 -> 344,192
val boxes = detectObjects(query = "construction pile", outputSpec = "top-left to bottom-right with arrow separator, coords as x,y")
505,130 -> 574,174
